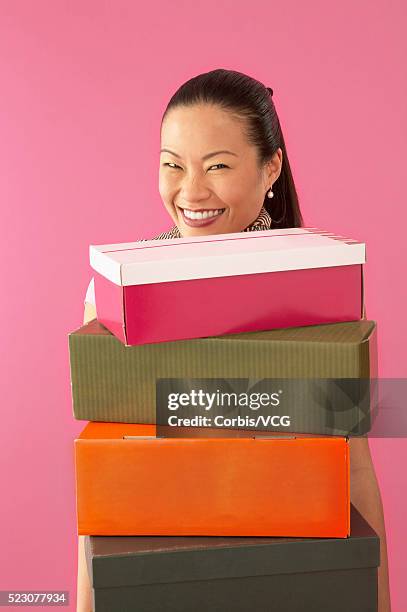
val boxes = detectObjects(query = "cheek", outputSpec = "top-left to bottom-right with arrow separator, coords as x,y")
158,172 -> 176,201
215,174 -> 256,208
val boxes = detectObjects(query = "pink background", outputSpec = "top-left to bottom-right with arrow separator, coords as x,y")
1,1 -> 406,610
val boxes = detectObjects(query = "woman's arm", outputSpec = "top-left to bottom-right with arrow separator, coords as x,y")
77,535 -> 92,612
83,302 -> 96,325
349,436 -> 391,611
76,300 -> 97,611
83,278 -> 96,325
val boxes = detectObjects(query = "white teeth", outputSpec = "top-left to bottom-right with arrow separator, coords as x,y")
182,208 -> 225,220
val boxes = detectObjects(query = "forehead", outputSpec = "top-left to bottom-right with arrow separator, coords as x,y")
160,104 -> 248,149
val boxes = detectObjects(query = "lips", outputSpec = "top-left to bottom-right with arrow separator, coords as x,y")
178,206 -> 226,228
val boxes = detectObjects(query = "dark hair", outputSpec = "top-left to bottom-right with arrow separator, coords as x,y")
161,68 -> 303,228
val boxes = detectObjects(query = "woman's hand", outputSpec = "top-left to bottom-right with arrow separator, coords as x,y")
83,302 -> 96,326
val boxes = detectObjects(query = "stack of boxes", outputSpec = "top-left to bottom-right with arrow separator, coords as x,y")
69,227 -> 380,611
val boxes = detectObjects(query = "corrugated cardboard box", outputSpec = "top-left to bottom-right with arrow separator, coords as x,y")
69,319 -> 377,434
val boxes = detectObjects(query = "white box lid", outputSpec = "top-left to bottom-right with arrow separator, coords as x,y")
89,227 -> 366,286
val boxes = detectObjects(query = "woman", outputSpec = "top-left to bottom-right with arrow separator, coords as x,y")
78,68 -> 391,611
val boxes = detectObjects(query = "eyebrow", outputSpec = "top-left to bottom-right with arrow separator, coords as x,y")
160,148 -> 238,161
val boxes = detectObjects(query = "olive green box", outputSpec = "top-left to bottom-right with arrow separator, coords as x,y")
68,318 -> 377,433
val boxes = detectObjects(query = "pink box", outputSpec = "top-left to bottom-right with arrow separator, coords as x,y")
90,228 -> 365,346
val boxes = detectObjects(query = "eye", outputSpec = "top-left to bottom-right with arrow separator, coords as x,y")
162,162 -> 229,170
209,163 -> 228,170
163,162 -> 181,169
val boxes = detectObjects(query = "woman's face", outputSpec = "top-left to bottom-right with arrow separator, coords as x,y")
159,103 -> 282,237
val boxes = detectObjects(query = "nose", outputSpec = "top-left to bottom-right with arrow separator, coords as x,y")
179,172 -> 211,204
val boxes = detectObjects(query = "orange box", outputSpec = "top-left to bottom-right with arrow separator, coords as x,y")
75,422 -> 350,537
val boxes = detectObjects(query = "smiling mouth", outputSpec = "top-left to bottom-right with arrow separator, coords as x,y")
178,206 -> 226,220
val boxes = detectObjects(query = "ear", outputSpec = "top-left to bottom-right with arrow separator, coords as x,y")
264,148 -> 283,186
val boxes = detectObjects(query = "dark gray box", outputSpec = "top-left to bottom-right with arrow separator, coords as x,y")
85,505 -> 379,612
